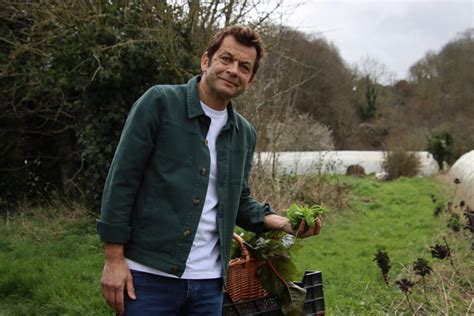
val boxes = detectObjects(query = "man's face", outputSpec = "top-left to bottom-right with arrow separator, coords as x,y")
200,36 -> 257,101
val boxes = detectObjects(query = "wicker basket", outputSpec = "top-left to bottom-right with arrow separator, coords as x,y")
226,232 -> 269,303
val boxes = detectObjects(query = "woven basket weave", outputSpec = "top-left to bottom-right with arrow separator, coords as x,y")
226,232 -> 269,303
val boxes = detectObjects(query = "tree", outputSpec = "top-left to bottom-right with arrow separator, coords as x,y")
427,131 -> 455,169
353,57 -> 391,122
245,26 -> 354,149
357,75 -> 378,121
235,25 -> 354,152
406,28 -> 474,157
0,0 -> 282,209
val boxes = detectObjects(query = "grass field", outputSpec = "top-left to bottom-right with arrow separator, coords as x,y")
0,176 -> 472,315
0,205 -> 109,315
293,176 -> 473,314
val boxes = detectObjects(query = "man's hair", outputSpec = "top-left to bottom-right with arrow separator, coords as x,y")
206,25 -> 265,77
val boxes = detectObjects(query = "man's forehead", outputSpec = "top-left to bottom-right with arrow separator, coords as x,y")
218,49 -> 255,64
217,37 -> 256,64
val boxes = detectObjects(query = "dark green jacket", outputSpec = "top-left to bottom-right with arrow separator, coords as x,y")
97,76 -> 273,278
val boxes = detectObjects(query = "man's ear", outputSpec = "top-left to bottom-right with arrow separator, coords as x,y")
200,52 -> 209,73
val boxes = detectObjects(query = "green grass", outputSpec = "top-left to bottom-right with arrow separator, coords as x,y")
293,176 -> 473,315
0,205 -> 108,315
0,177 -> 472,315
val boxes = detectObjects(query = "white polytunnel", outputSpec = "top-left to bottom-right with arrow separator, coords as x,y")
254,151 -> 439,176
450,150 -> 474,207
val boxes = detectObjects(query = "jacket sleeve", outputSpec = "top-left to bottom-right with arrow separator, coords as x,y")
235,127 -> 275,233
96,87 -> 161,244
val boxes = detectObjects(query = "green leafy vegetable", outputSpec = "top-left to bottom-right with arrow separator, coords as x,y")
281,282 -> 307,316
285,203 -> 326,231
231,230 -> 306,315
229,204 -> 327,314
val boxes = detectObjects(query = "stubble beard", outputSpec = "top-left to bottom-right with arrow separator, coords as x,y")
209,75 -> 244,101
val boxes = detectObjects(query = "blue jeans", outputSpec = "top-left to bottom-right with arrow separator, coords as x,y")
123,270 -> 223,316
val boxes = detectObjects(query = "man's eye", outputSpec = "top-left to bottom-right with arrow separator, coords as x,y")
220,56 -> 232,63
240,64 -> 251,74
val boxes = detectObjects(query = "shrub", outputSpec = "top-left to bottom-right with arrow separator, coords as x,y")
268,114 -> 335,152
426,131 -> 455,170
373,249 -> 391,285
382,151 -> 421,180
345,164 -> 365,177
249,159 -> 349,213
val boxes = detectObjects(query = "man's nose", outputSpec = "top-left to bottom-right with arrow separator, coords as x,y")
226,61 -> 239,75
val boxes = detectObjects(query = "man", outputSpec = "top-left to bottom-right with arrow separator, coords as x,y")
97,25 -> 322,315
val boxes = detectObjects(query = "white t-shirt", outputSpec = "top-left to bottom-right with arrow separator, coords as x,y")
126,101 -> 228,279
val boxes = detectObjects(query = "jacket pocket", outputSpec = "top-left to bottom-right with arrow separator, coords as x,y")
155,119 -> 197,162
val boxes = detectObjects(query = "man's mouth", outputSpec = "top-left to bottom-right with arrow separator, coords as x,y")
219,77 -> 238,87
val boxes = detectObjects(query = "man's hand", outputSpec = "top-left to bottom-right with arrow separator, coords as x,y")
100,244 -> 136,315
293,215 -> 322,238
264,214 -> 322,238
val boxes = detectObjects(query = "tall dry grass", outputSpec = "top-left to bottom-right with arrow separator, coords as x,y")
249,155 -> 350,213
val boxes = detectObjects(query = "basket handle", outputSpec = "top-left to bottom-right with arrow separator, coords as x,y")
233,232 -> 250,262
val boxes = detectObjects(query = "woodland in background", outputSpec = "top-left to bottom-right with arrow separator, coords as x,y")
1,0 -> 473,210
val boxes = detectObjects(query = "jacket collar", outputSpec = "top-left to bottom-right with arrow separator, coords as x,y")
186,75 -> 239,132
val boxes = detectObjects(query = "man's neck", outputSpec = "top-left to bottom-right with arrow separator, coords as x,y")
198,81 -> 229,111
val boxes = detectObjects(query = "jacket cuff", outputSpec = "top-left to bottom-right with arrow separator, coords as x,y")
251,203 -> 275,234
263,203 -> 276,216
96,219 -> 131,243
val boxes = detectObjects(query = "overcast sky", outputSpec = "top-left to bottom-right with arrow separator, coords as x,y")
281,0 -> 473,81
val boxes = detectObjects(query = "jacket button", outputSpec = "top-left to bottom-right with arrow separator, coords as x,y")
171,266 -> 179,273
200,168 -> 207,176
203,139 -> 208,146
183,229 -> 191,237
193,197 -> 200,205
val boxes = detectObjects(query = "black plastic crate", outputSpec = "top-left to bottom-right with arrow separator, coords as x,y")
222,271 -> 324,316
300,271 -> 325,315
222,295 -> 282,316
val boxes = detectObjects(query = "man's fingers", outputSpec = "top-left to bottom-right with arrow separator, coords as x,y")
313,217 -> 322,235
109,286 -> 123,314
104,286 -> 116,312
115,288 -> 125,315
313,224 -> 320,235
126,272 -> 136,300
102,271 -> 135,315
297,220 -> 306,235
100,283 -> 107,300
296,216 -> 323,238
101,283 -> 123,314
110,289 -> 119,313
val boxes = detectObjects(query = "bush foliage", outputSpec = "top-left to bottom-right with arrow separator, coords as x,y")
382,151 -> 421,180
0,0 -> 274,209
